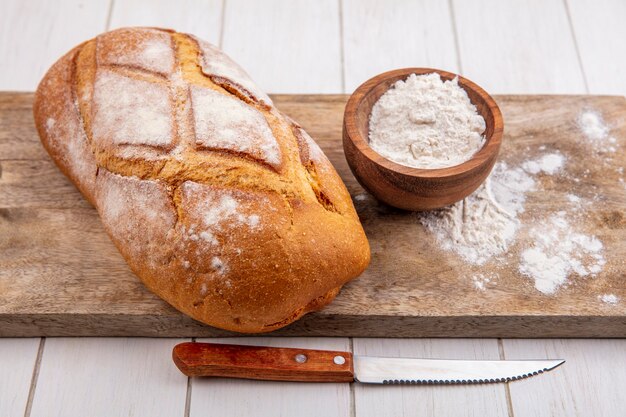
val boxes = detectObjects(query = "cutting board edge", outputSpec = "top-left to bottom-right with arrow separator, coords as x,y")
1,313 -> 624,338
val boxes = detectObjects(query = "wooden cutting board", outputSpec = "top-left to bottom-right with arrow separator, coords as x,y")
1,93 -> 625,337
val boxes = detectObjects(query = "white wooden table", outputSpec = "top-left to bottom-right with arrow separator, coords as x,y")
1,1 -> 625,416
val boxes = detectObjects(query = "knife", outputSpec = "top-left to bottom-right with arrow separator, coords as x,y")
172,342 -> 564,384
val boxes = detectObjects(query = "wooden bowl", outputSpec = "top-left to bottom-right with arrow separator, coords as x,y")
343,68 -> 503,211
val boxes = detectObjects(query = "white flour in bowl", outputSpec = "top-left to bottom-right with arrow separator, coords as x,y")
368,73 -> 486,169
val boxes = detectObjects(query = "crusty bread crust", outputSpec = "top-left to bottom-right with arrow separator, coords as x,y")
33,27 -> 370,333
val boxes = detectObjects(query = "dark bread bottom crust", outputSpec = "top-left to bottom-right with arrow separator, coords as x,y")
257,286 -> 342,333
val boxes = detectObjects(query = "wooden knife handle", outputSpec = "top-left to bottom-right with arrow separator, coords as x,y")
172,342 -> 355,382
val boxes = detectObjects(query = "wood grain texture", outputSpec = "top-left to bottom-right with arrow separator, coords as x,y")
222,0 -> 342,93
1,93 -> 625,337
0,160 -> 91,209
0,95 -> 48,159
189,338 -> 351,417
0,338 -> 40,417
503,339 -> 626,417
173,342 -> 354,381
0,0 -> 110,91
352,339 -> 510,417
452,0 -> 586,94
109,0 -> 223,42
343,68 -> 503,210
567,0 -> 626,96
342,0 -> 459,92
29,338 -> 188,417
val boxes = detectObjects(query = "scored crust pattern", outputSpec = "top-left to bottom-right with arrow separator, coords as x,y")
34,27 -> 370,333
75,28 -> 344,206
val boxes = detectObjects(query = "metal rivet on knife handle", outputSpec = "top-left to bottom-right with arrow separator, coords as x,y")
295,354 -> 307,363
334,355 -> 346,365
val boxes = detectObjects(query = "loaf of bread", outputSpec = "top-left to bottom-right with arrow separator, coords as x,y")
33,27 -> 370,333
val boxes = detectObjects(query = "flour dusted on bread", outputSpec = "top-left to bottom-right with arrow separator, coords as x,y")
93,70 -> 173,147
190,86 -> 281,166
34,27 -> 370,333
194,37 -> 273,107
98,28 -> 175,75
180,182 -> 264,246
296,127 -> 325,164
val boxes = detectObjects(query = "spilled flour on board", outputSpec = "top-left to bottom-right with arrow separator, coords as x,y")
418,142 -> 609,296
599,294 -> 620,305
566,193 -> 581,204
472,273 -> 497,292
522,152 -> 565,175
518,212 -> 606,294
579,110 -> 610,142
578,109 -> 624,192
578,109 -> 618,154
419,162 -> 534,265
359,102 -> 618,299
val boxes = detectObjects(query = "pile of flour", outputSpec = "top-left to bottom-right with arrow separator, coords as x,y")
419,148 -> 607,296
419,162 -> 534,265
519,212 -> 605,294
579,110 -> 609,141
369,73 -> 486,169
522,152 -> 565,175
578,110 -> 618,153
419,151 -> 564,265
472,273 -> 497,291
599,294 -> 620,305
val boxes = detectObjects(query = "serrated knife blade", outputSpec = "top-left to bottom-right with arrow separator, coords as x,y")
354,355 -> 565,384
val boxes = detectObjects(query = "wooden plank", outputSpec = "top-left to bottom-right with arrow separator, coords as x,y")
0,160 -> 90,209
29,338 -> 188,417
342,0 -> 459,93
353,339 -> 510,416
567,0 -> 626,96
109,0 -> 223,43
189,338 -> 351,416
221,0 -> 342,93
503,339 -> 626,417
0,0 -> 110,91
1,93 -> 625,337
0,338 -> 41,417
0,95 -> 48,159
452,0 -> 586,94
